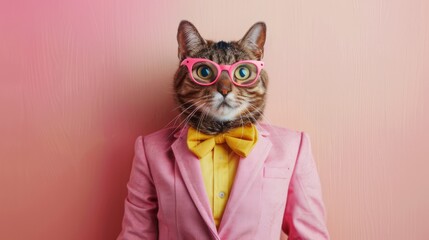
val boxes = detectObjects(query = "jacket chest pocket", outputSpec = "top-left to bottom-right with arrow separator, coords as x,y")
262,166 -> 291,207
263,166 -> 291,179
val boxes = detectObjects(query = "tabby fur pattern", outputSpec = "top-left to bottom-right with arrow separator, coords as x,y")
173,20 -> 268,135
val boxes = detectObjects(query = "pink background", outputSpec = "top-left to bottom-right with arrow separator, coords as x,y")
1,0 -> 428,239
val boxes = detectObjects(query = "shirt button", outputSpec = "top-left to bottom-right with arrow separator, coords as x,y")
218,191 -> 225,198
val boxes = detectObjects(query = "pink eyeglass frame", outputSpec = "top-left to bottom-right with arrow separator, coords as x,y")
180,58 -> 264,87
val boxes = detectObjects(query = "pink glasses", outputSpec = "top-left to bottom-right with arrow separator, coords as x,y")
180,58 -> 264,87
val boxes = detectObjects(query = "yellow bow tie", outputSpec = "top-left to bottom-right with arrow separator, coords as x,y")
187,124 -> 258,159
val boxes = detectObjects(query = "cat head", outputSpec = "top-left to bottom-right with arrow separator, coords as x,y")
173,20 -> 268,135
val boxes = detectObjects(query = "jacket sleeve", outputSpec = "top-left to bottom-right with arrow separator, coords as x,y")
282,132 -> 330,240
117,136 -> 159,240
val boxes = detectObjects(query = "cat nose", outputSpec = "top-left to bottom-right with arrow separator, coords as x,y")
217,74 -> 232,97
218,88 -> 230,97
217,83 -> 231,97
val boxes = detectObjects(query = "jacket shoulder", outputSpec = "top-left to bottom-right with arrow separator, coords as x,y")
258,123 -> 310,156
135,127 -> 179,149
258,123 -> 302,139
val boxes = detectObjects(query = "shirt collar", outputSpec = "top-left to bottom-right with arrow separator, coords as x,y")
173,123 -> 269,138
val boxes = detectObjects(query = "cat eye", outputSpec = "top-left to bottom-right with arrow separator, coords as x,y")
193,63 -> 218,82
181,58 -> 264,87
234,66 -> 250,80
197,65 -> 213,79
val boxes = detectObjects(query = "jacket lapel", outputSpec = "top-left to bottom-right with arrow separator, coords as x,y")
217,127 -> 272,234
171,128 -> 219,237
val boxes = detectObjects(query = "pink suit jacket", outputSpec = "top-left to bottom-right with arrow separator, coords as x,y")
117,124 -> 330,240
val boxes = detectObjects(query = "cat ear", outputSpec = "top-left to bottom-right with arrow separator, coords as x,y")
177,20 -> 207,60
238,22 -> 267,60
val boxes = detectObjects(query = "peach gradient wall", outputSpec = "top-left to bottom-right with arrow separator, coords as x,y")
1,0 -> 428,239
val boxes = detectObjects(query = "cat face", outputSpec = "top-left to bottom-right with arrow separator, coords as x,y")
173,20 -> 268,134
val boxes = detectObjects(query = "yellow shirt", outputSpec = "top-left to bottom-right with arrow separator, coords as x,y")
199,143 -> 239,228
186,124 -> 258,229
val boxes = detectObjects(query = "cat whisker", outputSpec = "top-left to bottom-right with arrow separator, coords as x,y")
196,106 -> 209,135
164,96 -> 212,129
171,103 -> 206,138
244,108 -> 268,133
239,112 -> 245,140
173,99 -> 210,126
246,105 -> 270,131
246,104 -> 289,145
247,103 -> 271,123
163,99 -> 204,129
168,105 -> 200,138
170,96 -> 211,113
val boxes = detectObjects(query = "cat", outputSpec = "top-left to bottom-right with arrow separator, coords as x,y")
117,21 -> 331,240
173,20 -> 268,135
